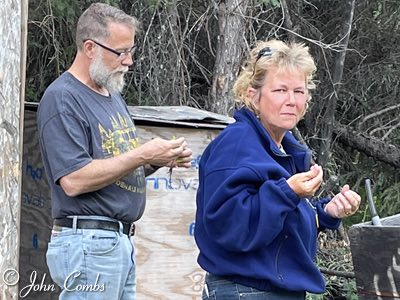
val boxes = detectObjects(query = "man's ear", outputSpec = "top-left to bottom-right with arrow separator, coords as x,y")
247,87 -> 259,109
83,40 -> 96,59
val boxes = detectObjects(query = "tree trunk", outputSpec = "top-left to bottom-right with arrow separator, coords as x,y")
209,0 -> 250,115
317,0 -> 355,167
166,0 -> 189,106
334,123 -> 400,168
281,0 -> 298,42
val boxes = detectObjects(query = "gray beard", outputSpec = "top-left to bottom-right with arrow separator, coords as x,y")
89,56 -> 127,93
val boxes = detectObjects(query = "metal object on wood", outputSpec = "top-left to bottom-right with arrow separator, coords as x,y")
365,178 -> 382,226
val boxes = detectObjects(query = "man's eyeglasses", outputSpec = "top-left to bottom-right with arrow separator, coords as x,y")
252,47 -> 274,76
86,39 -> 137,60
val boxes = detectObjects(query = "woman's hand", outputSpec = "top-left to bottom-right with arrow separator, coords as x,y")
324,184 -> 361,218
286,164 -> 323,198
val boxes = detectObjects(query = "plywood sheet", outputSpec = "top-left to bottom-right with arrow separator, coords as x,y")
135,126 -> 219,299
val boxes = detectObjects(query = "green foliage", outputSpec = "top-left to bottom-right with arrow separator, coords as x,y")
306,232 -> 357,299
260,0 -> 281,8
372,3 -> 383,19
343,281 -> 358,300
145,0 -> 162,9
26,0 -> 79,101
380,181 -> 400,216
335,151 -> 400,225
143,0 -> 176,12
52,0 -> 81,19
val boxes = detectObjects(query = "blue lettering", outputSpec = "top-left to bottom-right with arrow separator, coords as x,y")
158,178 -> 170,190
191,155 -> 202,169
25,160 -> 44,181
146,177 -> 199,191
169,178 -> 181,190
180,178 -> 192,190
22,192 -> 48,208
189,222 -> 195,236
32,233 -> 38,249
190,178 -> 199,190
146,177 -> 158,189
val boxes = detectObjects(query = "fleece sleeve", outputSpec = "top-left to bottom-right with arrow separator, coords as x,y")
200,166 -> 301,252
315,198 -> 341,230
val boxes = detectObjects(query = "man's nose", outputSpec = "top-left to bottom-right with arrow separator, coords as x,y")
121,53 -> 134,66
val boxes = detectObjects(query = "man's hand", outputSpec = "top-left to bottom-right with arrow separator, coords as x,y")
167,147 -> 193,169
286,164 -> 323,198
142,137 -> 192,168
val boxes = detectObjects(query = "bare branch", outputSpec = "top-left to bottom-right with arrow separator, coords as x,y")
360,103 -> 400,125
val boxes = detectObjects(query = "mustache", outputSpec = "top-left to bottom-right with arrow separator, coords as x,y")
114,67 -> 129,74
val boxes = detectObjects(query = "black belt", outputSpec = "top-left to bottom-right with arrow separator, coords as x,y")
54,218 -> 135,236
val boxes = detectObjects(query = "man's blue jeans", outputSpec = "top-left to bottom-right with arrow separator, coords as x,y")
46,220 -> 136,299
202,273 -> 305,300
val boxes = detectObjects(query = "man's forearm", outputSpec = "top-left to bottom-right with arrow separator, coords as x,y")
59,148 -> 146,197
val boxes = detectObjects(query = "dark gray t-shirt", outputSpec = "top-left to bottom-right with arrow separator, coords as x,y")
37,72 -> 145,223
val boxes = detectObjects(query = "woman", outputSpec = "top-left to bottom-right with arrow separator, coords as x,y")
194,39 -> 361,299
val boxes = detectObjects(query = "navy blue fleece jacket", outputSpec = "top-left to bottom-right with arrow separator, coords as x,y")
194,108 -> 341,293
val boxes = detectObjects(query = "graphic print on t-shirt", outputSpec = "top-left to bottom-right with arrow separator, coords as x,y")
98,113 -> 145,194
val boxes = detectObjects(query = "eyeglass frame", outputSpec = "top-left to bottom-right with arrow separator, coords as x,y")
85,39 -> 137,60
252,47 -> 274,76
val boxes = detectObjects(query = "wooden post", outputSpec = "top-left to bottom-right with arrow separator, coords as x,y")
0,0 -> 27,299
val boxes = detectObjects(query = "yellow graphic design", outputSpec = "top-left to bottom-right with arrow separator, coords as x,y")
98,113 -> 145,194
115,180 -> 146,194
99,113 -> 139,157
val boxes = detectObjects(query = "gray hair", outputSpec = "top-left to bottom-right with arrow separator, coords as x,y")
76,3 -> 139,50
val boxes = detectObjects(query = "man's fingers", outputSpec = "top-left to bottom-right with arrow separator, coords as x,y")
176,148 -> 193,163
170,137 -> 185,147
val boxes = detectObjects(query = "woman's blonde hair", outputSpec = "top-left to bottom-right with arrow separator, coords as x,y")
233,39 -> 316,113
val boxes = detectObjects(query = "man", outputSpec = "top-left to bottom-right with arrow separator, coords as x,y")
37,3 -> 192,299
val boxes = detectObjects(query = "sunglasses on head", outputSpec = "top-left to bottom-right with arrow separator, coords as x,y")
252,47 -> 274,76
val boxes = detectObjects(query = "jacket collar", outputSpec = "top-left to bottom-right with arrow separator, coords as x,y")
234,107 -> 312,171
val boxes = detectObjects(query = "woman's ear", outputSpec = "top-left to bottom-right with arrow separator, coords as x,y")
300,100 -> 309,119
247,87 -> 259,110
